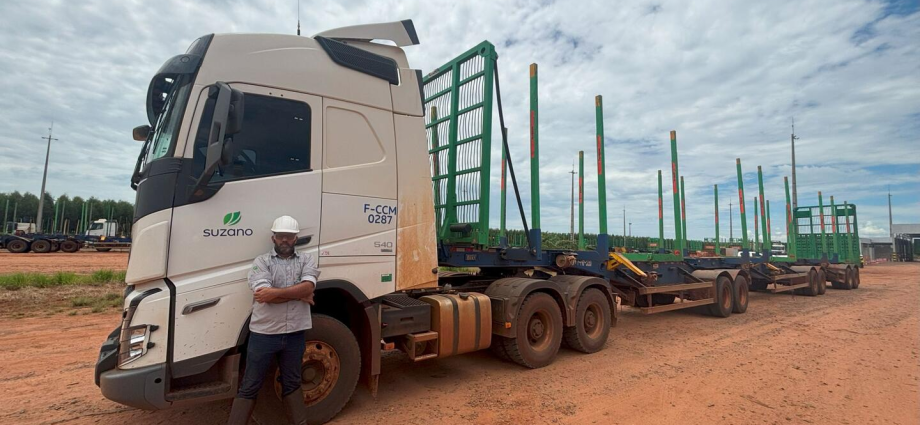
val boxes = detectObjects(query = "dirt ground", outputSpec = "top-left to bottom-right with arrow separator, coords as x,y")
0,251 -> 128,274
0,262 -> 917,425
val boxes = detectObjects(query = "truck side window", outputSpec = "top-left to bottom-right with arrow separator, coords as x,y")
193,93 -> 311,182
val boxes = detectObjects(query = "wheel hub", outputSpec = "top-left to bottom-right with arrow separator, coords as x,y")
529,317 -> 545,340
275,340 -> 340,407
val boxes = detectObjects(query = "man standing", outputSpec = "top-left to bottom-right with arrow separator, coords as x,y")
228,215 -> 318,425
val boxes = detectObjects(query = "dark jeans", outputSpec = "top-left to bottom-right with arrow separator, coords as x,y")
238,330 -> 306,399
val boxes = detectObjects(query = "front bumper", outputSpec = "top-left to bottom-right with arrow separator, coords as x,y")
99,363 -> 171,410
95,324 -> 170,410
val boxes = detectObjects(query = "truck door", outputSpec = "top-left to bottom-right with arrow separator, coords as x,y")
167,84 -> 322,367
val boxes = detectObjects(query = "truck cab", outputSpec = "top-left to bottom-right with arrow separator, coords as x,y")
86,219 -> 119,238
97,20 -> 439,420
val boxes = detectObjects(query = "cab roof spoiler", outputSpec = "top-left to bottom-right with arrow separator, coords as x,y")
313,19 -> 419,47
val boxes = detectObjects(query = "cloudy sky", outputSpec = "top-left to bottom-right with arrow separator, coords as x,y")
0,0 -> 917,241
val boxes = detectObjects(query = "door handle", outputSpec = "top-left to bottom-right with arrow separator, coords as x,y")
182,298 -> 220,315
295,234 -> 313,246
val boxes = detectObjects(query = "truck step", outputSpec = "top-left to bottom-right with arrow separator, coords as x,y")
166,381 -> 232,401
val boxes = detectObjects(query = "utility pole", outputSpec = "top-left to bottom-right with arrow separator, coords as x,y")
729,200 -> 733,243
296,0 -> 301,35
569,160 -> 576,241
36,122 -> 58,234
888,186 -> 893,241
622,206 -> 626,249
791,118 -> 799,209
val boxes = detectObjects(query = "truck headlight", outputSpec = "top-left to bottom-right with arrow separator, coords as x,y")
118,324 -> 156,366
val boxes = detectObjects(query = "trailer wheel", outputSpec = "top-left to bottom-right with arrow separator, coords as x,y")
842,268 -> 854,290
268,314 -> 360,425
6,239 -> 29,253
60,240 -> 80,253
816,269 -> 827,295
732,275 -> 749,314
804,269 -> 820,297
563,288 -> 611,353
95,248 -> 112,252
708,276 -> 734,318
817,269 -> 829,292
31,239 -> 52,253
502,292 -> 563,368
852,267 -> 860,289
50,242 -> 60,252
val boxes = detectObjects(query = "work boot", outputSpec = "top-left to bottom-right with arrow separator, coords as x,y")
227,397 -> 256,425
282,387 -> 308,425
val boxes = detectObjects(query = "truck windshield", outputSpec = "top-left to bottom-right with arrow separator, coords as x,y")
142,75 -> 192,168
89,223 -> 104,230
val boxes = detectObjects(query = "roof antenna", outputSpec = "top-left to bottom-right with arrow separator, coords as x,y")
296,0 -> 301,35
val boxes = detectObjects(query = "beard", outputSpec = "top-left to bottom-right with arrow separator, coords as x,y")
274,242 -> 294,256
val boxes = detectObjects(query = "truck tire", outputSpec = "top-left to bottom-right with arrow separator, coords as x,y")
732,275 -> 749,314
501,292 -> 563,368
563,288 -> 611,353
708,276 -> 734,318
842,268 -> 854,290
6,239 -> 29,253
804,269 -> 819,297
61,240 -> 80,253
817,269 -> 827,295
31,239 -> 52,253
263,314 -> 360,425
852,267 -> 860,289
95,248 -> 112,252
50,242 -> 60,252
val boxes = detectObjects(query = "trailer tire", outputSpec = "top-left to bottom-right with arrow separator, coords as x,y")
708,276 -> 734,318
95,248 -> 112,252
732,275 -> 749,314
61,240 -> 80,253
563,288 -> 611,353
265,314 -> 360,425
502,293 -> 563,369
7,239 -> 30,253
817,269 -> 827,295
843,268 -> 854,290
804,269 -> 820,297
50,242 -> 60,252
31,239 -> 52,253
852,267 -> 860,289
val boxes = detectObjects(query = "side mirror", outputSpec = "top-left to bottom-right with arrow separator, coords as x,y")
132,125 -> 151,141
190,82 -> 245,200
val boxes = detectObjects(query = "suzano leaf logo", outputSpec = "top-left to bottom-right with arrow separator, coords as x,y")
223,211 -> 241,226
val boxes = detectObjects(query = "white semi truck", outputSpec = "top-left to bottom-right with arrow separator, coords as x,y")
96,20 -> 621,424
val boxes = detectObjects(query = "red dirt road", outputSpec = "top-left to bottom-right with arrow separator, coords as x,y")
0,251 -> 128,274
0,263 -> 917,425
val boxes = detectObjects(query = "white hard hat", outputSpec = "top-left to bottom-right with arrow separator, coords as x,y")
271,216 -> 299,233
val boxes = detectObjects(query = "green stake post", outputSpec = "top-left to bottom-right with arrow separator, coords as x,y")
2,199 -> 8,234
658,170 -> 664,252
844,201 -> 854,263
757,166 -> 770,251
680,176 -> 687,251
578,151 -> 585,250
735,159 -> 748,251
670,131 -> 682,254
595,96 -> 607,235
831,196 -> 839,257
52,202 -> 59,234
767,200 -> 772,255
754,196 -> 759,252
818,192 -> 827,257
784,176 -> 795,259
529,63 -> 541,231
714,184 -> 720,255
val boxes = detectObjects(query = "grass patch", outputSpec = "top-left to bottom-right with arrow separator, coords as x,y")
70,292 -> 123,313
0,269 -> 126,290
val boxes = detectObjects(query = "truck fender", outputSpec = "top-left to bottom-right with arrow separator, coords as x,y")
484,277 -> 566,338
548,275 -> 618,327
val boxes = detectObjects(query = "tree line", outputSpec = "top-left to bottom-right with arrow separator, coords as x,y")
1,191 -> 134,235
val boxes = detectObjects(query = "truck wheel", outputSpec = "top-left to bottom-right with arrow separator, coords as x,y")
804,269 -> 820,297
732,275 -> 749,314
708,276 -> 734,318
502,292 -> 563,368
816,269 -> 827,295
31,239 -> 52,253
843,268 -> 854,290
61,240 -> 80,253
50,242 -> 60,252
563,288 -> 611,354
852,267 -> 860,289
6,240 -> 30,253
95,248 -> 112,252
270,314 -> 361,425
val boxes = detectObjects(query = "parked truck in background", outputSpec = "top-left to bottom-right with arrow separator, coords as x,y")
94,20 -> 860,424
